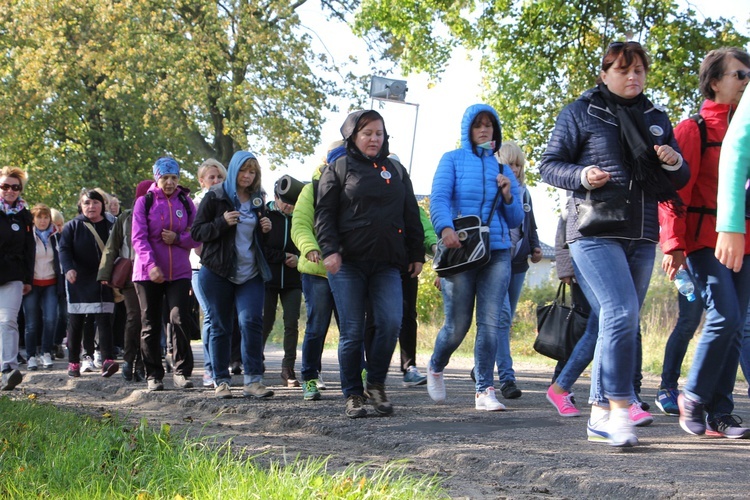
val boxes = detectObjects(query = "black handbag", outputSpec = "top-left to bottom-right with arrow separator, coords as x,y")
575,184 -> 631,237
433,188 -> 504,277
534,283 -> 589,361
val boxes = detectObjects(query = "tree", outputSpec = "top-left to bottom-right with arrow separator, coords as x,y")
0,0 -> 360,215
353,0 -> 749,182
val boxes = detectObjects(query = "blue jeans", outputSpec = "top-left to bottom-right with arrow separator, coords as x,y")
569,238 -> 654,404
684,249 -> 750,418
327,261 -> 402,397
300,274 -> 336,382
495,270 -> 525,384
199,267 -> 265,386
431,250 -> 511,393
660,288 -> 704,389
22,284 -> 58,356
191,269 -> 212,377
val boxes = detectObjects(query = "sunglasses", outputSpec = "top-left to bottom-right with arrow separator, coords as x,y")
724,70 -> 750,81
608,41 -> 642,50
0,183 -> 21,192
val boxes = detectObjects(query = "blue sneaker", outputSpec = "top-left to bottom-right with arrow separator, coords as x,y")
402,366 -> 427,387
655,387 -> 679,416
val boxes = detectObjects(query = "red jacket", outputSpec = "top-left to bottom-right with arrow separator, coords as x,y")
659,99 -> 750,256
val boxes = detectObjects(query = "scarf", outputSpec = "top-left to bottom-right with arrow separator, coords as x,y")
35,225 -> 54,250
0,197 -> 27,215
597,83 -> 683,214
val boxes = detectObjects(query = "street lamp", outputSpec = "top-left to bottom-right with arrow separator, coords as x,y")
369,76 -> 419,175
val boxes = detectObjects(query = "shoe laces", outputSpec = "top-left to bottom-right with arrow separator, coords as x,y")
711,414 -> 743,431
561,392 -> 577,410
348,395 -> 364,408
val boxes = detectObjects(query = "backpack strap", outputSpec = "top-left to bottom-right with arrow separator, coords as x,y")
144,190 -> 191,218
689,114 -> 722,155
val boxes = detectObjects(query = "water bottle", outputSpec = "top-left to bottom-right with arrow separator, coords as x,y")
673,268 -> 696,302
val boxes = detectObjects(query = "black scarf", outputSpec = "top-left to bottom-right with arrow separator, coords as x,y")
597,83 -> 683,214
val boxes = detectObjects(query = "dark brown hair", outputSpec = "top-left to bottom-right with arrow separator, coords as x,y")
699,47 -> 750,100
30,203 -> 51,219
596,41 -> 650,84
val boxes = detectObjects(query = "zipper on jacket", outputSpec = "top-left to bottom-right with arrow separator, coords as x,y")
167,196 -> 174,281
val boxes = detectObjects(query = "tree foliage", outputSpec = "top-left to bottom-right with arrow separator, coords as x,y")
0,0 -> 359,215
354,0 -> 749,182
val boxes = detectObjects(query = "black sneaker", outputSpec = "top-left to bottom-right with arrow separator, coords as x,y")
231,361 -> 242,375
500,381 -> 522,399
678,393 -> 706,436
470,367 -> 476,382
121,361 -> 133,381
345,395 -> 367,418
365,382 -> 394,416
1,369 -> 23,391
706,414 -> 750,439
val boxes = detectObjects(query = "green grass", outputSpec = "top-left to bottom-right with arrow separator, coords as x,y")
0,398 -> 444,499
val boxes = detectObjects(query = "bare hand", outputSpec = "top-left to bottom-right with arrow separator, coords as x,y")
440,228 -> 461,249
661,250 -> 686,281
560,276 -> 572,285
433,276 -> 442,291
530,247 -> 543,263
324,253 -> 342,275
587,167 -> 611,189
66,269 -> 77,284
496,173 -> 512,203
654,144 -> 680,166
284,253 -> 298,268
306,250 -> 321,263
149,266 -> 165,283
408,261 -> 423,278
259,216 -> 272,233
224,210 -> 241,226
22,284 -> 31,295
715,232 -> 745,272
161,229 -> 177,245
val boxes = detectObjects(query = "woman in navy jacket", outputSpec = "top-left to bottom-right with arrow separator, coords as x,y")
539,41 -> 689,447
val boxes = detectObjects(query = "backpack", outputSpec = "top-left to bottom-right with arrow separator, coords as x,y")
689,114 -> 722,155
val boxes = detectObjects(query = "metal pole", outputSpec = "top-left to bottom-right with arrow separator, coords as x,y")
408,103 -> 419,176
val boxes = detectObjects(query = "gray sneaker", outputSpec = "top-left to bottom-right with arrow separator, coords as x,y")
365,382 -> 393,416
215,382 -> 232,399
147,379 -> 164,392
243,382 -> 274,398
1,369 -> 23,391
345,395 -> 367,418
173,374 -> 194,389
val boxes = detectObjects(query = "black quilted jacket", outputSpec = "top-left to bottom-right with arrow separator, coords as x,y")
540,87 -> 689,242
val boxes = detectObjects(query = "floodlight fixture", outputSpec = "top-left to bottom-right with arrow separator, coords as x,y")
369,76 -> 408,102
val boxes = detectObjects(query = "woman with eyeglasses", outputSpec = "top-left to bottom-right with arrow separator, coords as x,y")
0,167 -> 34,390
659,47 -> 750,438
540,41 -> 689,446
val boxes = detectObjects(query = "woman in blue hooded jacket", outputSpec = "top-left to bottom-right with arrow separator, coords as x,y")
426,104 -> 524,412
191,151 -> 273,400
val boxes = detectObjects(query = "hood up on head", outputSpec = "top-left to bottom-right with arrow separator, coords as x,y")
224,151 -> 257,210
460,104 -> 502,157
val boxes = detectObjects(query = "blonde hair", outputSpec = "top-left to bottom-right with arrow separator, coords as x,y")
197,159 -> 227,186
497,141 -> 526,185
50,208 -> 64,226
0,166 -> 28,188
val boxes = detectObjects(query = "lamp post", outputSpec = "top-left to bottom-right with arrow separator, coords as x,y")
369,76 -> 420,176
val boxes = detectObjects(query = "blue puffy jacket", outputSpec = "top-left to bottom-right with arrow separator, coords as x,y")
430,104 -> 524,250
540,87 -> 689,242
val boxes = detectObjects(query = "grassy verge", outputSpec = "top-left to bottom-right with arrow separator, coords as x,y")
0,397 -> 444,499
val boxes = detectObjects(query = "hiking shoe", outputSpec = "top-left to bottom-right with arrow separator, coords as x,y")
317,373 -> 327,390
629,401 -> 654,427
243,382 -> 274,398
403,366 -> 427,387
215,382 -> 232,399
609,408 -> 638,447
101,359 -> 119,378
230,361 -> 242,375
500,381 -> 522,399
81,356 -> 95,373
678,393 -> 706,435
345,395 -> 367,418
706,414 -> 750,439
635,394 -> 650,411
546,386 -> 580,417
303,379 -> 322,401
27,355 -> 39,371
475,387 -> 506,411
121,361 -> 133,381
587,407 -> 611,443
55,344 -> 66,360
41,353 -> 54,370
1,369 -> 23,390
281,367 -> 300,387
655,387 -> 680,416
93,350 -> 102,369
426,365 -> 446,403
67,363 -> 81,378
173,374 -> 194,389
147,379 -> 164,392
366,382 -> 394,416
202,372 -> 215,388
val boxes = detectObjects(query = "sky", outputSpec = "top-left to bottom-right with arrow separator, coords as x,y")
262,0 -> 749,246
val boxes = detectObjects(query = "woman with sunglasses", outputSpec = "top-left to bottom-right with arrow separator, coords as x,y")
0,167 -> 34,390
659,47 -> 750,438
540,41 -> 689,446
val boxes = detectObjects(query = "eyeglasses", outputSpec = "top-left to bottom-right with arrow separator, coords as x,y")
0,183 -> 21,192
724,70 -> 750,81
608,41 -> 642,50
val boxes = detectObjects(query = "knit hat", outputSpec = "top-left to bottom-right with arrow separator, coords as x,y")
152,157 -> 180,180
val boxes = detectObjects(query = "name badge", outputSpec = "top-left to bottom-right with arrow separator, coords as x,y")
649,125 -> 664,137
10,223 -> 20,232
380,170 -> 392,180
175,210 -> 184,218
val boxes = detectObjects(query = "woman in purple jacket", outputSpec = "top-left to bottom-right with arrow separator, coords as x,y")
132,157 -> 199,391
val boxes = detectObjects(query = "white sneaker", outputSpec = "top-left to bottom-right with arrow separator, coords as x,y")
475,387 -> 506,411
317,373 -> 327,390
586,406 -> 611,443
81,356 -> 95,373
608,407 -> 638,447
41,353 -> 54,370
27,355 -> 39,371
93,350 -> 103,369
426,365 -> 446,403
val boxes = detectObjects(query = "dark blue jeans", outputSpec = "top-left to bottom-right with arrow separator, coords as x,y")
660,289 -> 704,390
22,284 -> 58,356
199,267 -> 265,386
684,249 -> 750,418
300,274 -> 336,382
494,270 -> 525,384
328,261 -> 402,398
191,269 -> 212,377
